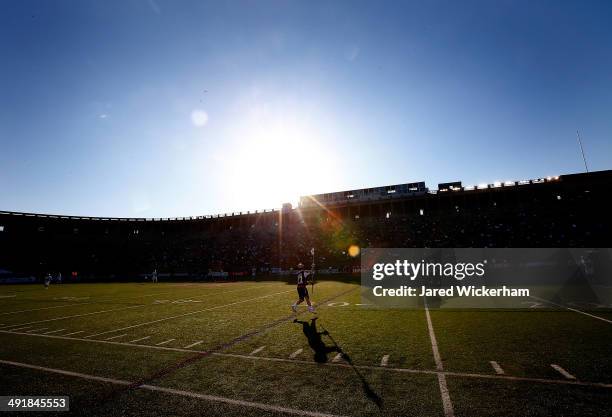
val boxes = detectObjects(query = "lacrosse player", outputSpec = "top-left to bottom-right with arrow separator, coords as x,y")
291,262 -> 315,313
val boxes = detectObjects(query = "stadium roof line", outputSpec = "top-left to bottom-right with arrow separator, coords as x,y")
1,170 -> 609,222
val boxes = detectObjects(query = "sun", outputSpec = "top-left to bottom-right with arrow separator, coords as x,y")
223,107 -> 338,211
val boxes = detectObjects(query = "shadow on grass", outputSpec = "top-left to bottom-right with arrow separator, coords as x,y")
294,318 -> 383,408
294,317 -> 339,363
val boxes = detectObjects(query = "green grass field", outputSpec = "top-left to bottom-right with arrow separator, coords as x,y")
0,279 -> 611,416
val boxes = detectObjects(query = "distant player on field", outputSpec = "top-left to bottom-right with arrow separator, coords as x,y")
151,269 -> 158,283
291,263 -> 315,313
44,273 -> 51,289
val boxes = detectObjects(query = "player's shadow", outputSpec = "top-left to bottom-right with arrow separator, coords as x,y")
294,317 -> 339,363
293,318 -> 383,408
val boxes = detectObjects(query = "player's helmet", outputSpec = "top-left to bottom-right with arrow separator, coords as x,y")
297,263 -> 304,269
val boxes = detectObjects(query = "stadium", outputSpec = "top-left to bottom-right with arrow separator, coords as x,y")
3,1 -> 612,416
1,171 -> 611,279
1,171 -> 611,416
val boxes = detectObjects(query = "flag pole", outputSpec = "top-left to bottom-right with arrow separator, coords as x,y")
576,130 -> 589,173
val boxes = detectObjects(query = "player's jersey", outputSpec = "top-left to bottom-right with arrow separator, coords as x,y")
296,270 -> 310,287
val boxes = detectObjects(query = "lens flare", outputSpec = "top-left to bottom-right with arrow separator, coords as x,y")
348,245 -> 360,258
191,110 -> 209,127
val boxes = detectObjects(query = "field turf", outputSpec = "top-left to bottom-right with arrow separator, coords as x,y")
0,279 -> 610,416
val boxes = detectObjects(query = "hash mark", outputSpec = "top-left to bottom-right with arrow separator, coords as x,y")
184,340 -> 203,349
27,327 -> 48,333
551,364 -> 576,380
289,348 -> 303,359
105,334 -> 128,341
43,329 -> 66,335
380,355 -> 390,367
490,361 -> 504,375
129,336 -> 151,343
249,346 -> 266,356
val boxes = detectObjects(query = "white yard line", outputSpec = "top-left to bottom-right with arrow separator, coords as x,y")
551,364 -> 576,380
105,334 -> 128,341
0,359 -> 347,417
0,359 -> 131,385
63,331 -> 84,336
27,327 -> 48,333
147,285 -> 268,303
0,285 -> 234,318
188,285 -> 264,300
142,385 -> 347,417
0,303 -> 95,316
2,329 -> 611,389
0,289 -> 177,316
424,299 -> 443,372
142,292 -> 173,297
216,352 -> 612,389
11,326 -> 34,331
83,289 -> 293,339
531,296 -> 612,324
1,305 -> 145,329
184,340 -> 203,349
380,355 -> 389,367
129,336 -> 151,343
490,361 -> 505,375
424,297 -> 454,417
437,374 -> 454,417
289,348 -> 303,359
249,346 -> 266,356
43,329 -> 66,335
155,338 -> 175,346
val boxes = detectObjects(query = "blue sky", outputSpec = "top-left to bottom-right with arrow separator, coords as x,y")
1,0 -> 611,217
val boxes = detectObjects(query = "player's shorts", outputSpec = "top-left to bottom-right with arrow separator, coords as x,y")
297,286 -> 309,301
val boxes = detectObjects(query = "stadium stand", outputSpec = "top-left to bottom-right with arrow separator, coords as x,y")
1,170 -> 610,282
